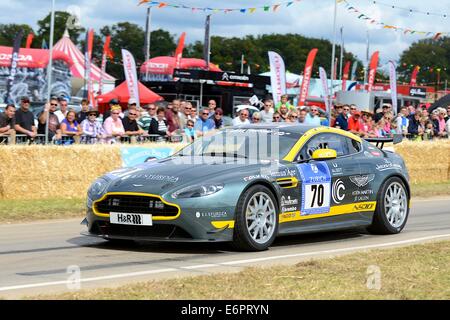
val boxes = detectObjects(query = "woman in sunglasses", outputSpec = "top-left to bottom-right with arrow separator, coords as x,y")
213,108 -> 224,129
103,105 -> 125,143
272,112 -> 282,123
252,112 -> 261,124
184,119 -> 196,143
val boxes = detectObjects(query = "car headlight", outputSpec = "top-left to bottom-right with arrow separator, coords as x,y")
87,178 -> 109,199
171,184 -> 224,199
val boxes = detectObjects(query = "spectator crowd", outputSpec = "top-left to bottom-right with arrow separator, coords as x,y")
1,93 -> 449,145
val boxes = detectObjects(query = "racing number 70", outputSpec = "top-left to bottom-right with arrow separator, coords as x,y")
311,184 -> 324,207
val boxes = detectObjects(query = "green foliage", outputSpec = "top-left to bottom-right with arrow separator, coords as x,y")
35,11 -> 85,47
0,24 -> 34,47
399,37 -> 450,88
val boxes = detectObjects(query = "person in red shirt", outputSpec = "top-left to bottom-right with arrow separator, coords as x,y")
347,111 -> 363,136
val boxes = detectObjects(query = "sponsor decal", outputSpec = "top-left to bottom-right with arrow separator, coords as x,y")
349,174 -> 375,188
195,211 -> 228,219
352,189 -> 374,202
297,161 -> 331,215
0,53 -> 33,62
330,162 -> 343,175
245,168 -> 297,181
121,173 -> 179,183
375,159 -> 402,172
332,179 -> 345,204
353,203 -> 375,211
281,195 -> 299,212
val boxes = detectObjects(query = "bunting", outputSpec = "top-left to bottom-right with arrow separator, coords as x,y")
138,0 -> 302,14
339,0 -> 449,39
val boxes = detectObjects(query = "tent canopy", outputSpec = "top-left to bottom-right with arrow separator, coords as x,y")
0,45 -> 72,68
140,56 -> 221,74
96,81 -> 163,111
429,94 -> 450,113
53,30 -> 115,82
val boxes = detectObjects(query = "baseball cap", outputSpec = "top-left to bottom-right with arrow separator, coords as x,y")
21,96 -> 30,103
128,98 -> 137,105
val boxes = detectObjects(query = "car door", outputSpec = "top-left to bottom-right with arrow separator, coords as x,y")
293,132 -> 362,222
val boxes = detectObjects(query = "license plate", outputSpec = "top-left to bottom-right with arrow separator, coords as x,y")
110,212 -> 152,226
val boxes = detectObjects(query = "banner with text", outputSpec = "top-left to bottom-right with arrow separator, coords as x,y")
268,51 -> 286,105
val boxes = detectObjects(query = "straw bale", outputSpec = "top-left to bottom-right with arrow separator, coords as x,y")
0,143 -> 186,200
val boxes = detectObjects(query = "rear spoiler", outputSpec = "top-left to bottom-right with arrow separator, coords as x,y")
364,134 -> 403,149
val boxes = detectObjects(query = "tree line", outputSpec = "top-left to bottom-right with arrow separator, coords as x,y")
0,11 -> 448,89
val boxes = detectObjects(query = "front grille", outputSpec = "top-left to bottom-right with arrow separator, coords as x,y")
95,194 -> 179,217
93,221 -> 193,239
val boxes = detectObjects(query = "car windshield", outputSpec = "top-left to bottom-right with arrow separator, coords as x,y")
175,128 -> 300,161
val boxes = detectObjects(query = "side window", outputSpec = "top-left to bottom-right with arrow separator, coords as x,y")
348,138 -> 362,154
296,133 -> 350,161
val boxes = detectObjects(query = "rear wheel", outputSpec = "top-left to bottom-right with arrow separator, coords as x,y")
368,177 -> 409,234
232,185 -> 279,251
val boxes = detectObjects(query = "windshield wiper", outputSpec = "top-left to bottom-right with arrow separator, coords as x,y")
200,152 -> 248,159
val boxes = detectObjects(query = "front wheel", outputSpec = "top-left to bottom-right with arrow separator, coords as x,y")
232,185 -> 279,251
368,177 -> 410,234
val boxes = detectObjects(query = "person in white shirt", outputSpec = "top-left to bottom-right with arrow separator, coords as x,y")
232,109 -> 250,126
260,99 -> 274,123
305,106 -> 321,126
54,97 -> 69,123
395,106 -> 410,135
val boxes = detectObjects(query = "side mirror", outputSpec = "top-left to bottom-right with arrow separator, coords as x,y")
311,149 -> 337,161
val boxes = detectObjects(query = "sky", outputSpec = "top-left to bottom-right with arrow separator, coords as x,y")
1,0 -> 449,69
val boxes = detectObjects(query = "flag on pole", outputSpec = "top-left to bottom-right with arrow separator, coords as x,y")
85,29 -> 96,107
122,49 -> 140,110
298,48 -> 318,106
5,30 -> 24,102
367,51 -> 379,92
99,35 -> 113,95
341,61 -> 351,91
203,15 -> 211,69
319,66 -> 330,113
388,60 -> 397,112
410,65 -> 420,86
25,33 -> 34,49
350,61 -> 358,81
174,32 -> 186,70
268,51 -> 286,105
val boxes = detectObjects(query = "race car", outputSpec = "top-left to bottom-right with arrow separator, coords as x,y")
82,124 -> 410,251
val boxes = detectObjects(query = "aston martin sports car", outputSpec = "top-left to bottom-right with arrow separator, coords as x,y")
82,124 -> 410,251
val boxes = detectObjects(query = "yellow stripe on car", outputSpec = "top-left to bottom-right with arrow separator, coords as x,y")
283,126 -> 362,162
211,220 -> 235,229
279,201 -> 376,223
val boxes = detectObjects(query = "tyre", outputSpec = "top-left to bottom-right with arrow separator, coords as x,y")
232,185 -> 279,251
368,176 -> 409,234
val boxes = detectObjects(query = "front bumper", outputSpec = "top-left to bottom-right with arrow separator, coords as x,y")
83,195 -> 236,243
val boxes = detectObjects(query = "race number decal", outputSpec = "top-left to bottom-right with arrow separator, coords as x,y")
297,162 -> 331,215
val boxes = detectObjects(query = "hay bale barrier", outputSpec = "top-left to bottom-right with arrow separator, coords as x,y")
0,141 -> 449,200
0,145 -> 123,200
394,140 -> 450,184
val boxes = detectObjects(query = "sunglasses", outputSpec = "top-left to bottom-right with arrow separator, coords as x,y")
273,116 -> 280,119
215,113 -> 222,116
129,113 -> 137,116
253,118 -> 260,121
290,115 -> 298,118
88,114 -> 97,116
202,113 -> 209,115
187,124 -> 194,127
344,108 -> 350,111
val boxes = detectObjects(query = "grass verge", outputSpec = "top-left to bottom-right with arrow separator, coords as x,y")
0,182 -> 449,223
30,240 -> 450,300
0,198 -> 85,223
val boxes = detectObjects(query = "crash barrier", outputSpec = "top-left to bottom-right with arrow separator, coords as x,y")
0,141 -> 449,200
0,133 -> 185,145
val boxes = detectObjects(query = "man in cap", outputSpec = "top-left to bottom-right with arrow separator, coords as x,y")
347,109 -> 363,136
14,96 -> 37,141
38,97 -> 62,141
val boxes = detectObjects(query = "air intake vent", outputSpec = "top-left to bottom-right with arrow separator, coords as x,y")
276,177 -> 299,188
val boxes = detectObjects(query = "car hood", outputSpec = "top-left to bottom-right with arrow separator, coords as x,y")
105,156 -> 271,195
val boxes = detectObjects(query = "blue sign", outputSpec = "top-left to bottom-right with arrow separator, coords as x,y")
120,147 -> 175,167
297,162 -> 332,215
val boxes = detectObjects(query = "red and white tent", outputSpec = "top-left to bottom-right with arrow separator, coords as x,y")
53,30 -> 115,83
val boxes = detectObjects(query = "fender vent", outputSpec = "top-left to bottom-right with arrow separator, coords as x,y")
276,177 -> 298,188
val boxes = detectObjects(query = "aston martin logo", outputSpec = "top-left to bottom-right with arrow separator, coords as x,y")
350,174 -> 375,188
